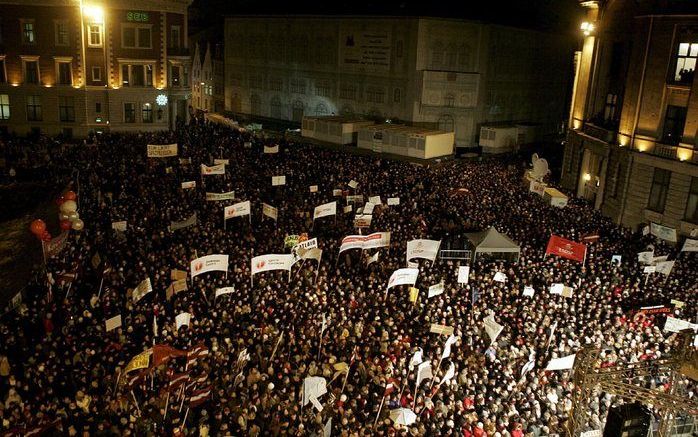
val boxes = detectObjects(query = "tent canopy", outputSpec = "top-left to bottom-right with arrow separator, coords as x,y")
465,227 -> 520,260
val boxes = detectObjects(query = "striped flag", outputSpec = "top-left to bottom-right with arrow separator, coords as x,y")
168,372 -> 189,391
186,344 -> 209,368
188,386 -> 212,408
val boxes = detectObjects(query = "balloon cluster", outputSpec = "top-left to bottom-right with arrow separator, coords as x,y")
57,191 -> 84,231
30,190 -> 84,242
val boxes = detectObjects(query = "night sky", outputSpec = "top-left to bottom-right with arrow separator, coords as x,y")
190,0 -> 584,35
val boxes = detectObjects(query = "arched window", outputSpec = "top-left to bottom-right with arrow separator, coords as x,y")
250,94 -> 261,115
291,100 -> 304,122
438,114 -> 454,132
270,96 -> 284,119
315,103 -> 328,116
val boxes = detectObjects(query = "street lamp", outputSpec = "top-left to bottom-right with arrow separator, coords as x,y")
82,5 -> 104,23
581,22 -> 595,36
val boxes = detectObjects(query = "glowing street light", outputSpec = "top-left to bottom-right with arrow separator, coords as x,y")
581,22 -> 595,36
83,5 -> 104,23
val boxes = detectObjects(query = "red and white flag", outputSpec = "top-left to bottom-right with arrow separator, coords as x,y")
168,372 -> 190,391
188,386 -> 212,408
186,344 -> 209,368
545,235 -> 587,263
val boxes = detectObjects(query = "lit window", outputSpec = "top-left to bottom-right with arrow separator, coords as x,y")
22,20 -> 35,44
0,95 -> 10,120
674,42 -> 698,84
88,24 -> 102,47
142,103 -> 153,123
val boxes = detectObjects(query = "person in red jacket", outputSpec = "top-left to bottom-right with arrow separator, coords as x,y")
43,313 -> 54,338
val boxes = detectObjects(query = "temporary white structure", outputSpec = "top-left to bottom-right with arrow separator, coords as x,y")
357,124 -> 454,159
302,116 -> 375,145
465,227 -> 521,261
543,187 -> 568,208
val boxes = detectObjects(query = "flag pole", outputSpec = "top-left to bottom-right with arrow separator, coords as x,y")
374,394 -> 386,427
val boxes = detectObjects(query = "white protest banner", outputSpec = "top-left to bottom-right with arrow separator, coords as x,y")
457,266 -> 470,284
529,180 -> 546,196
251,254 -> 295,276
293,238 -> 318,253
611,255 -> 622,265
206,191 -> 235,201
430,324 -> 454,336
215,287 -> 235,300
343,205 -> 353,213
561,286 -> 574,298
369,195 -> 381,205
213,158 -> 229,165
664,316 -> 698,333
642,225 -> 650,236
545,354 -> 576,370
272,175 -> 286,186
300,247 -> 323,264
483,314 -> 503,344
353,214 -> 372,228
652,255 -> 669,264
166,279 -> 188,300
169,213 -> 197,232
176,312 -> 192,330
346,195 -> 364,204
580,431 -> 602,437
147,143 -> 178,157
363,202 -> 376,215
682,238 -> 698,252
416,361 -> 433,387
387,197 -> 400,206
671,299 -> 685,308
112,221 -> 127,232
132,278 -> 153,303
428,283 -> 445,298
105,315 -> 122,332
650,222 -> 678,242
171,269 -> 188,281
190,254 -> 229,279
200,163 -> 225,175
181,181 -> 196,189
333,189 -> 343,196
264,145 -> 279,154
339,232 -> 391,253
179,158 -> 191,165
348,180 -> 358,189
493,272 -> 507,283
523,286 -> 535,297
637,251 -> 654,264
262,203 -> 278,221
310,185 -> 318,193
302,376 -> 327,407
655,260 -> 675,276
407,239 -> 441,263
441,334 -> 459,359
549,283 -> 564,295
386,268 -> 419,292
224,201 -> 251,222
643,265 -> 656,274
408,348 -> 424,371
313,201 -> 337,220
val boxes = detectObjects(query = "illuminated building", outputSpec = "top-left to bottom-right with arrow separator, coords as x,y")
0,0 -> 191,137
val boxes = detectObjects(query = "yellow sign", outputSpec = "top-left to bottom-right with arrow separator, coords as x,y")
123,349 -> 152,374
409,287 -> 419,304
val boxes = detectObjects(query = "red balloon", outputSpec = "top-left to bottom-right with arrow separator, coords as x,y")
60,220 -> 72,231
64,191 -> 77,201
30,219 -> 46,235
56,196 -> 65,206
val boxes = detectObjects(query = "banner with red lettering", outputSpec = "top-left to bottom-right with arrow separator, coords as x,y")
545,235 -> 586,263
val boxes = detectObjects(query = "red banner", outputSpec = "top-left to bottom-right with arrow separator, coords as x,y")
545,235 -> 587,263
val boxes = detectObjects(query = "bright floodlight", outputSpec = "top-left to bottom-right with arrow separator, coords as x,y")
83,5 -> 104,23
581,22 -> 595,36
156,94 -> 168,106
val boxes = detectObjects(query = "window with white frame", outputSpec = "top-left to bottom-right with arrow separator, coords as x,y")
55,20 -> 69,46
122,24 -> 152,49
23,60 -> 40,84
92,66 -> 102,82
88,24 -> 102,47
674,42 -> 698,84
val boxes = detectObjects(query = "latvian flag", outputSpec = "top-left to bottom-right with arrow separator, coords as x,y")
126,369 -> 147,390
188,386 -> 212,408
384,377 -> 400,396
186,344 -> 209,368
168,372 -> 189,391
186,372 -> 208,390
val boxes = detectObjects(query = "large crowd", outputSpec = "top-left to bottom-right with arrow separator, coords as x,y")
0,121 -> 695,436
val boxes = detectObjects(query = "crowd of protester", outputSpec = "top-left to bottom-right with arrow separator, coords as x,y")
0,120 -> 695,436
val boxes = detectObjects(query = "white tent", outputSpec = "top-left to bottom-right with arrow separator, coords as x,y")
465,227 -> 521,262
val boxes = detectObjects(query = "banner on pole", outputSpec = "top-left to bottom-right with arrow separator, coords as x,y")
664,316 -> 698,333
176,312 -> 192,330
545,354 -> 576,370
213,158 -> 229,165
169,213 -> 197,232
262,203 -> 278,221
264,145 -> 279,154
386,268 -> 419,292
105,314 -> 122,332
310,185 -> 318,193
483,314 -> 503,344
190,254 -> 229,278
200,163 -> 225,175
407,239 -> 441,263
251,254 -> 295,276
428,283 -> 444,298
333,189 -> 343,196
206,191 -> 235,201
112,221 -> 127,232
545,235 -> 586,263
166,279 -> 188,300
132,278 -> 153,303
224,201 -> 251,220
272,175 -> 286,186
348,180 -> 358,189
313,201 -> 337,220
339,232 -> 391,253
353,214 -> 372,228
681,238 -> 698,252
171,269 -> 187,281
368,195 -> 381,205
346,194 -> 364,204
457,266 -> 470,284
387,197 -> 400,206
429,324 -> 454,336
215,287 -> 235,300
147,143 -> 178,157
181,181 -> 196,189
